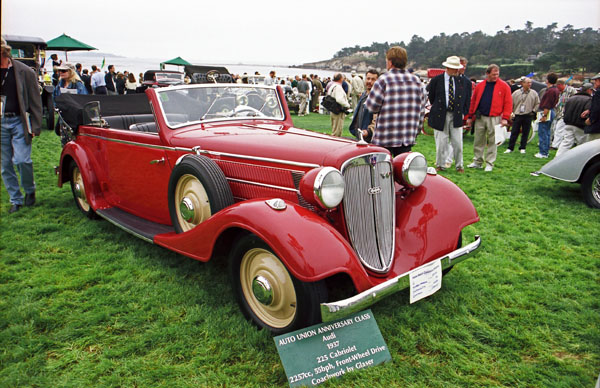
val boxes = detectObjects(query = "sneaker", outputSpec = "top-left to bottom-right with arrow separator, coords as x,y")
503,149 -> 512,154
456,167 -> 465,173
520,149 -> 526,154
467,162 -> 482,169
435,166 -> 445,172
484,165 -> 493,172
534,153 -> 548,159
530,171 -> 541,177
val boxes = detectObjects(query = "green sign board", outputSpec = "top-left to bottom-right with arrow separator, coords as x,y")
274,309 -> 391,387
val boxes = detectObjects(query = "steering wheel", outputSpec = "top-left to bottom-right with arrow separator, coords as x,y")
206,70 -> 220,83
265,96 -> 278,109
230,106 -> 265,117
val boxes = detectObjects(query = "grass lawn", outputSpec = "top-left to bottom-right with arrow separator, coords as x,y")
1,113 -> 598,387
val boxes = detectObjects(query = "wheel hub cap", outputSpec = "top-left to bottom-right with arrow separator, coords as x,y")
593,175 -> 600,203
74,182 -> 83,199
252,275 -> 273,306
179,197 -> 195,222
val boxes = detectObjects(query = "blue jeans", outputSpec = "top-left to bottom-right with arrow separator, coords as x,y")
1,116 -> 35,205
537,109 -> 555,156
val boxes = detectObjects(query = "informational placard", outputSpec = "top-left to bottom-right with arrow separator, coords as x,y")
409,259 -> 442,304
274,309 -> 391,387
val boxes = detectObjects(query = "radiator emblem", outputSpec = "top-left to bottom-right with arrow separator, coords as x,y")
368,186 -> 382,195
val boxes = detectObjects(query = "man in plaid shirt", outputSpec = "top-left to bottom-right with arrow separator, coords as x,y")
366,46 -> 427,156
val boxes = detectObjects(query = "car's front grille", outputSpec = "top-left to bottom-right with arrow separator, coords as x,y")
341,153 -> 395,273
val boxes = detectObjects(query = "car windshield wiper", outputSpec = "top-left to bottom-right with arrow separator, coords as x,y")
201,98 -> 220,120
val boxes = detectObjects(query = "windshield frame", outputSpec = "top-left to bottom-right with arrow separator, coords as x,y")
155,84 -> 286,129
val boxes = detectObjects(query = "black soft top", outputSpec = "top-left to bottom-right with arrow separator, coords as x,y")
55,94 -> 152,128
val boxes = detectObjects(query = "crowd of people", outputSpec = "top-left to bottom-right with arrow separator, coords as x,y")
43,60 -> 144,97
2,35 -> 600,214
301,47 -> 600,173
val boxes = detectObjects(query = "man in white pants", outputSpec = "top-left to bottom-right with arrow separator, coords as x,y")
426,56 -> 470,172
555,83 -> 593,157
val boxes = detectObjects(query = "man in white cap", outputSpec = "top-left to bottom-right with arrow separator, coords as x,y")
426,56 -> 470,172
349,70 -> 365,110
583,73 -> 600,142
555,83 -> 592,156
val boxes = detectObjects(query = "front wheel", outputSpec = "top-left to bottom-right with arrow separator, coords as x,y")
230,234 -> 327,334
443,232 -> 463,276
581,161 -> 600,208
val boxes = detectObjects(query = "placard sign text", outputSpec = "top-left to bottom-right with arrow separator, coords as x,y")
274,309 -> 391,387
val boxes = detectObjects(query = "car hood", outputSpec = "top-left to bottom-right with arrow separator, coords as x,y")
168,122 -> 386,168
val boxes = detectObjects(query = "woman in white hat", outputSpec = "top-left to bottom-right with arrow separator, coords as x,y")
53,63 -> 88,96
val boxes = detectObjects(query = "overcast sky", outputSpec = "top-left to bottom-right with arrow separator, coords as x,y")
3,0 -> 599,65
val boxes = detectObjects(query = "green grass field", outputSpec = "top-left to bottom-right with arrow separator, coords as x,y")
1,113 -> 598,387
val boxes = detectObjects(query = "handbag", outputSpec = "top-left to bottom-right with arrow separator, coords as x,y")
322,95 -> 343,114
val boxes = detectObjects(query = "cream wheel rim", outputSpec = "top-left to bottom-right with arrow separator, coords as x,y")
240,248 -> 296,328
174,174 -> 211,232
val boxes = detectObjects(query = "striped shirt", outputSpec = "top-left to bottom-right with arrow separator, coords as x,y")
365,68 -> 426,147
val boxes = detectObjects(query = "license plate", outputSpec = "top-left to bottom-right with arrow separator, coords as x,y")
409,259 -> 442,304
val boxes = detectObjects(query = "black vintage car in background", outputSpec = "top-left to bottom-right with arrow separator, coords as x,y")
3,34 -> 55,130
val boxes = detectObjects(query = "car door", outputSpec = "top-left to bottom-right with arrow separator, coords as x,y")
102,128 -> 172,225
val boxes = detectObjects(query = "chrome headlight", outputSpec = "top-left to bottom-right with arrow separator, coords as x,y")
300,167 -> 345,209
393,152 -> 428,188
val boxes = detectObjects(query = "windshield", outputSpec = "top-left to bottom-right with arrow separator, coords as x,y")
156,85 -> 285,127
155,72 -> 184,83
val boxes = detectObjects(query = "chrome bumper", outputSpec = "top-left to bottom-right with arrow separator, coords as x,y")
320,235 -> 481,322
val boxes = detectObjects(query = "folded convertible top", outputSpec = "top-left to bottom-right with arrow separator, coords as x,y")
55,94 -> 152,129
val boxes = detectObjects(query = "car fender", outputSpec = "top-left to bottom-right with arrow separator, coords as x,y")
58,142 -> 108,210
540,139 -> 600,182
153,199 -> 373,289
389,174 -> 480,276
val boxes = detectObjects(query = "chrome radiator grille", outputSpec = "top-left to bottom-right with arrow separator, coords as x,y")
341,153 -> 395,273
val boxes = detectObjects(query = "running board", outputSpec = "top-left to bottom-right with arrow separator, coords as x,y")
96,208 -> 174,243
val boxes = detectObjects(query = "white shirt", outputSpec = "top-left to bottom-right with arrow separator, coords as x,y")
91,71 -> 106,88
444,72 -> 456,108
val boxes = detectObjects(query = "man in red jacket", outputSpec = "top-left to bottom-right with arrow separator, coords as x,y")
466,64 -> 512,171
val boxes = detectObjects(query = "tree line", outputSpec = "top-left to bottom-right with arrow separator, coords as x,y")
334,22 -> 600,79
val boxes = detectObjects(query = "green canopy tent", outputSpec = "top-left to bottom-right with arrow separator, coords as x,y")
46,33 -> 97,61
160,56 -> 192,70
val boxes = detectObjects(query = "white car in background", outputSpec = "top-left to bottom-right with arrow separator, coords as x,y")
539,139 -> 600,208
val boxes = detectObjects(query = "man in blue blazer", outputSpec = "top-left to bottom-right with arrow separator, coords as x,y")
349,69 -> 379,142
426,56 -> 470,172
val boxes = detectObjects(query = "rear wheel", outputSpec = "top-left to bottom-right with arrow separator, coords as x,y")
69,161 -> 96,219
230,234 -> 327,334
581,161 -> 600,208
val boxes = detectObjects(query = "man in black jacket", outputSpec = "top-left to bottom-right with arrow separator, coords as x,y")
1,38 -> 43,213
555,83 -> 593,157
349,69 -> 379,142
105,65 -> 117,95
583,73 -> 600,142
426,56 -> 470,172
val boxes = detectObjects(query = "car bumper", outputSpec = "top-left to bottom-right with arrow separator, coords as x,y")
320,235 -> 481,322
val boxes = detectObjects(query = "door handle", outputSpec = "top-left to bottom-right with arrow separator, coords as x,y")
150,157 -> 165,165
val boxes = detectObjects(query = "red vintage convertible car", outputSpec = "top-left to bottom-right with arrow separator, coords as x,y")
55,84 -> 481,334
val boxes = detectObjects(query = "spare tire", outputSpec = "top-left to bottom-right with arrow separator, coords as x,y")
168,155 -> 234,233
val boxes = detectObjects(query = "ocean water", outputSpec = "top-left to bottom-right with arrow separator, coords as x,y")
45,52 -> 339,81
